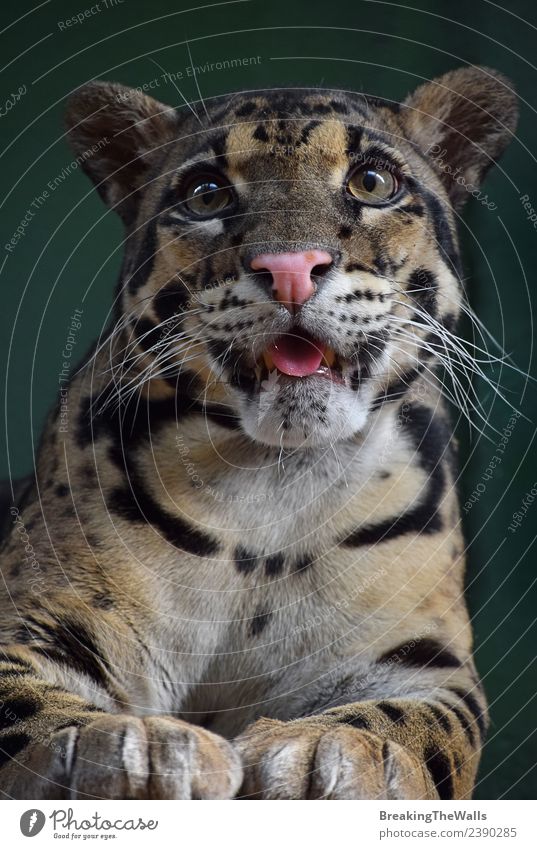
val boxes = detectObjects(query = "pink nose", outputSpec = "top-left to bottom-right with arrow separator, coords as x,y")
250,249 -> 333,312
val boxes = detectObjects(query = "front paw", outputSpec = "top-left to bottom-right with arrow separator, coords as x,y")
235,717 -> 436,799
3,715 -> 242,799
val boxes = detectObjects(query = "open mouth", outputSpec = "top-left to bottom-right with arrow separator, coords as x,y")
254,329 -> 347,386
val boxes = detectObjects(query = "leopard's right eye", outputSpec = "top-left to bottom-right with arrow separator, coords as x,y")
346,166 -> 399,205
180,173 -> 235,218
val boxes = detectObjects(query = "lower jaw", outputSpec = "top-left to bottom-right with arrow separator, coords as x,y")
239,385 -> 366,449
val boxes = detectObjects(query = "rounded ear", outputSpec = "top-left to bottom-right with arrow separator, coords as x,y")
65,81 -> 179,223
401,66 -> 518,210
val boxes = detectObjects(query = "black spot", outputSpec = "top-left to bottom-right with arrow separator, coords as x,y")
0,732 -> 31,768
253,125 -> 269,143
377,702 -> 405,723
31,617 -> 112,692
265,553 -> 284,577
346,713 -> 371,730
249,607 -> 271,636
76,376 -> 200,450
449,688 -> 488,739
342,405 -> 449,546
236,101 -> 257,117
127,222 -> 158,294
210,130 -> 229,166
424,744 -> 454,800
0,664 -> 31,679
93,593 -> 116,610
85,533 -> 102,549
377,639 -> 461,670
234,546 -> 258,574
203,404 -> 241,431
131,318 -> 163,354
396,203 -> 424,217
109,485 -> 218,557
371,365 -> 425,409
153,281 -> 189,323
55,484 -> 69,498
0,653 -> 33,674
0,696 -> 39,729
299,120 -> 321,146
345,261 -> 369,274
330,99 -> 349,114
443,704 -> 477,747
407,267 -> 438,316
206,338 -> 255,394
346,125 -> 364,156
365,95 -> 400,113
406,405 -> 455,477
427,704 -> 452,733
357,333 -> 386,381
418,186 -> 462,278
338,225 -> 353,240
340,488 -> 443,545
310,102 -> 332,115
293,554 -> 313,574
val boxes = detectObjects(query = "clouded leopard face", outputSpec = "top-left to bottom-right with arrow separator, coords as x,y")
67,67 -> 517,448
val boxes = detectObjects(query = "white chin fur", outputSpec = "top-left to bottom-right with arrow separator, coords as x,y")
237,376 -> 370,448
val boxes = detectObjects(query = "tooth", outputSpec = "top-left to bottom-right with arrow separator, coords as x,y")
323,348 -> 336,367
254,365 -> 262,382
263,350 -> 275,370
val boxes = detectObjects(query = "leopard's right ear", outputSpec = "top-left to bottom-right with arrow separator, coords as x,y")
65,81 -> 178,224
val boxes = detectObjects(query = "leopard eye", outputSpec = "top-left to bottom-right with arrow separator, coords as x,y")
181,173 -> 234,218
347,166 -> 398,205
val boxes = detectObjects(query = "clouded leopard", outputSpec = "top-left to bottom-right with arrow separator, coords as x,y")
0,65 -> 517,799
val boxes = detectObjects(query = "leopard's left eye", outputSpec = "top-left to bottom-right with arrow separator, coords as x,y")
346,166 -> 398,205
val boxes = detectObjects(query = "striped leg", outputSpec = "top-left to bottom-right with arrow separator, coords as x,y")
236,662 -> 486,799
0,646 -> 241,799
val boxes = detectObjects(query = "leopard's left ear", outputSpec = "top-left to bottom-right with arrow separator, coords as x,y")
401,66 -> 518,210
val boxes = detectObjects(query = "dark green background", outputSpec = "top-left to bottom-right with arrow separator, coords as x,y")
1,0 -> 536,799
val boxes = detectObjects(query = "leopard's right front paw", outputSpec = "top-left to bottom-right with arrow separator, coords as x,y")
2,715 -> 242,799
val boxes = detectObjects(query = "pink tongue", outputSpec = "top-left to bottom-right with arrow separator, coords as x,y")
268,332 -> 325,377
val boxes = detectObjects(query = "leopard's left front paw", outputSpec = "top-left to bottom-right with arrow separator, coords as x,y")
235,718 -> 437,799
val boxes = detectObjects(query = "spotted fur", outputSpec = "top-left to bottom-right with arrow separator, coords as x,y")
0,66 -> 517,799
